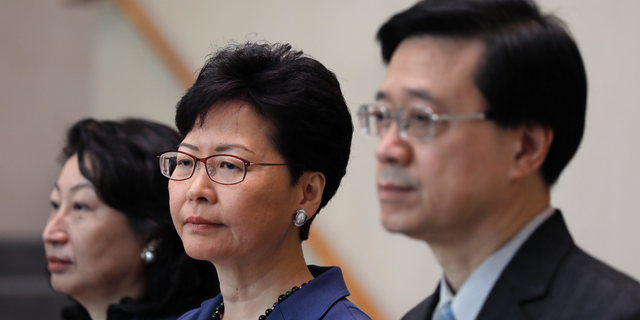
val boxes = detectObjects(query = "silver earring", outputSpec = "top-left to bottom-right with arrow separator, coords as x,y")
293,209 -> 308,227
140,245 -> 155,264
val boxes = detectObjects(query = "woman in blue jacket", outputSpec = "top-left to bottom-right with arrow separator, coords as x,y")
160,41 -> 370,320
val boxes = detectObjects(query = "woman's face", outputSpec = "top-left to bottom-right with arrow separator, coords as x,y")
42,155 -> 147,302
169,102 -> 303,266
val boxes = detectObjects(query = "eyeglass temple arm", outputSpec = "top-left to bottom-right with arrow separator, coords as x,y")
433,113 -> 486,122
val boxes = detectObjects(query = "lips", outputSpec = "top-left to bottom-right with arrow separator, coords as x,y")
46,255 -> 72,273
377,182 -> 417,202
185,216 -> 221,230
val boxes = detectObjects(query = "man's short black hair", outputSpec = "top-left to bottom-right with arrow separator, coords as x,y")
377,0 -> 587,186
175,42 -> 353,240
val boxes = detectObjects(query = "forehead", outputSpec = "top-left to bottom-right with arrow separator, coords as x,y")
379,36 -> 486,110
182,101 -> 277,156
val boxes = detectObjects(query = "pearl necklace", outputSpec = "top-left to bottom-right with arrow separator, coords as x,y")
211,283 -> 307,320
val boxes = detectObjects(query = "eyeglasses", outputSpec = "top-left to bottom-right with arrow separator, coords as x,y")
358,104 -> 487,142
157,151 -> 288,185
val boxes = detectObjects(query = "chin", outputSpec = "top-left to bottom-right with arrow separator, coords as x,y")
182,243 -> 210,261
380,208 -> 430,239
182,238 -> 221,262
50,275 -> 74,295
381,209 -> 410,233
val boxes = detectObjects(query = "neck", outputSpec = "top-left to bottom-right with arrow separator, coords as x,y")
73,274 -> 145,320
79,294 -> 132,320
428,179 -> 550,292
214,237 -> 313,320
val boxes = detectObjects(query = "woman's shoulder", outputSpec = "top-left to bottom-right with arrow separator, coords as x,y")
323,298 -> 372,320
176,296 -> 221,320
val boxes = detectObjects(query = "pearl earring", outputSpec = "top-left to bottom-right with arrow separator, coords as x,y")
140,245 -> 156,264
293,209 -> 308,227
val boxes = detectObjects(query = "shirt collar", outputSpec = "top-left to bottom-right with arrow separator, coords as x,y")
434,206 -> 556,320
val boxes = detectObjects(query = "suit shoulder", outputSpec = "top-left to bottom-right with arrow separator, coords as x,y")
176,308 -> 201,320
401,295 -> 436,320
537,246 -> 640,318
322,298 -> 372,320
562,246 -> 640,297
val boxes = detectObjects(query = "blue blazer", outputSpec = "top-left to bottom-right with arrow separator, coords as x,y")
178,265 -> 371,320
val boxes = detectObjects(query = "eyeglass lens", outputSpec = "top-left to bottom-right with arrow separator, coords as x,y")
359,105 -> 435,141
159,152 -> 246,184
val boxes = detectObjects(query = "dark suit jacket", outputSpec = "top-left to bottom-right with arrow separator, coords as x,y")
402,211 -> 640,320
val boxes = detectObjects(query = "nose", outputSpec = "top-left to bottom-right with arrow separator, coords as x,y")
185,162 -> 218,203
42,209 -> 69,246
375,122 -> 413,167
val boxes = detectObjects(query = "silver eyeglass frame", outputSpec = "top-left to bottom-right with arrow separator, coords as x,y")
358,104 -> 487,142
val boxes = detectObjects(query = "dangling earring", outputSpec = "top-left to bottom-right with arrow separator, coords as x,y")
293,209 -> 308,227
140,245 -> 156,264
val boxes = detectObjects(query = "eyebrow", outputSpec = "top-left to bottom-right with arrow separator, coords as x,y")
375,88 -> 436,103
53,182 -> 94,193
178,142 -> 199,151
178,142 -> 254,154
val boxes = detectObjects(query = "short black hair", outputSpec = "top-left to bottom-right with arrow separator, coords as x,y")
175,42 -> 353,240
60,118 -> 219,318
377,0 -> 587,186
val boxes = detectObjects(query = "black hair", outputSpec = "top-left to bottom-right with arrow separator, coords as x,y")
377,0 -> 587,186
59,118 -> 219,318
175,42 -> 353,240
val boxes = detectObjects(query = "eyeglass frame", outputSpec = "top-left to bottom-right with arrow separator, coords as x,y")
157,150 -> 288,185
358,103 -> 487,142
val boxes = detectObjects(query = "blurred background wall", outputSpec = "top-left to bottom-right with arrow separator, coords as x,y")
1,0 -> 639,319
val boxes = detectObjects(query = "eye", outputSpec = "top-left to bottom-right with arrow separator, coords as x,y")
220,161 -> 240,171
50,201 -> 59,211
408,109 -> 431,125
371,110 -> 389,122
73,202 -> 91,211
177,159 -> 194,167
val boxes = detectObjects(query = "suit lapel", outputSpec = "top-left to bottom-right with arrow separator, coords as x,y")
476,211 -> 575,320
401,283 -> 440,320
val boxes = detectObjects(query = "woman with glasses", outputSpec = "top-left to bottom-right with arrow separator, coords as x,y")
160,42 -> 370,320
43,118 -> 220,320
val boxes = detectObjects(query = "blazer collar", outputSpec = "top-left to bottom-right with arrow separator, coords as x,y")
476,210 -> 575,320
197,266 -> 351,320
401,284 -> 440,320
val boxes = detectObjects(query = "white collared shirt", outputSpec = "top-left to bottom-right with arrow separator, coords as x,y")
432,207 -> 556,320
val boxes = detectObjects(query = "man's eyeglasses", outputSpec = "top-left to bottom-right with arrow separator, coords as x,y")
157,151 -> 288,185
357,104 -> 487,142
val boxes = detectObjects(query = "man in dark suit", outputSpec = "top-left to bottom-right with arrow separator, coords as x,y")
357,0 -> 640,319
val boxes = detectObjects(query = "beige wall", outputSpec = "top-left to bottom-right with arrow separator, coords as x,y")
2,0 -> 640,318
0,0 -> 94,239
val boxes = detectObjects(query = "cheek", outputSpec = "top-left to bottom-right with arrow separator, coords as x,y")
79,223 -> 142,269
58,222 -> 144,295
168,182 -> 188,230
226,178 -> 294,231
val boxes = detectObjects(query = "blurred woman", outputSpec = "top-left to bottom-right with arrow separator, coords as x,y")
43,118 -> 220,320
159,42 -> 370,320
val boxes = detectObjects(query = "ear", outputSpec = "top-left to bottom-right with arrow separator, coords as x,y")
509,125 -> 553,181
147,237 -> 161,248
296,171 -> 326,219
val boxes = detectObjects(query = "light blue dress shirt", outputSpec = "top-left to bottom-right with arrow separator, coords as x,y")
433,207 -> 556,320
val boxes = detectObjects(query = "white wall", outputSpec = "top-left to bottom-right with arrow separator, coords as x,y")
2,0 -> 640,319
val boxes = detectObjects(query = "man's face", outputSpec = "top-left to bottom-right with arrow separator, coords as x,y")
376,37 -> 517,242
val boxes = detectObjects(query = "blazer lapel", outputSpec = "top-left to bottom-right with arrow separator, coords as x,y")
476,211 -> 575,320
401,283 -> 440,320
